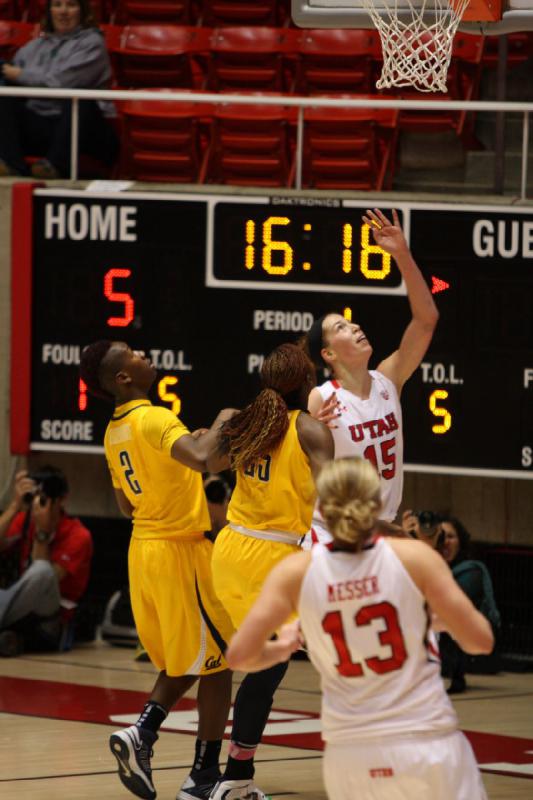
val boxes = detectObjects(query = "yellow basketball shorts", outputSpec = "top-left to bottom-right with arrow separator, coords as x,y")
128,534 -> 234,677
212,526 -> 300,629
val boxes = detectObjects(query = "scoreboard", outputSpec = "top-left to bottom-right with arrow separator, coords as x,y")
10,186 -> 533,479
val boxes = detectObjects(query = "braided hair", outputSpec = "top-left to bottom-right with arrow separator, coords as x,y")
79,340 -> 114,401
221,343 -> 315,471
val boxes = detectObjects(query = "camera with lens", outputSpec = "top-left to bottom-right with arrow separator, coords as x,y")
411,510 -> 444,550
414,510 -> 440,535
22,468 -> 69,507
204,476 -> 231,505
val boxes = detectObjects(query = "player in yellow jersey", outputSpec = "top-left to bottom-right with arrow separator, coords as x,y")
204,343 -> 334,800
80,341 -> 235,800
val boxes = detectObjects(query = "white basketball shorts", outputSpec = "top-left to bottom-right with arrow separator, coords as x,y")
323,730 -> 487,800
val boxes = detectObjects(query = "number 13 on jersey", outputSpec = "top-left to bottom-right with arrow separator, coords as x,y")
322,601 -> 407,677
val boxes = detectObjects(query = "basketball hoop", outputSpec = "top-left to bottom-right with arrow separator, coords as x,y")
360,0 -> 471,92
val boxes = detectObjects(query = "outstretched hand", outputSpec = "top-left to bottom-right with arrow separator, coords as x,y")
313,392 -> 340,429
362,208 -> 409,260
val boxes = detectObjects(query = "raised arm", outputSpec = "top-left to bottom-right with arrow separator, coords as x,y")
0,471 -> 35,552
364,209 -> 439,395
226,551 -> 310,672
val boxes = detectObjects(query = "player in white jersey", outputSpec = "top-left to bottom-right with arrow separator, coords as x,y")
225,458 -> 493,800
304,208 -> 438,545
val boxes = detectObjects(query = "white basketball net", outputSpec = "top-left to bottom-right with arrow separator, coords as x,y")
361,0 -> 470,92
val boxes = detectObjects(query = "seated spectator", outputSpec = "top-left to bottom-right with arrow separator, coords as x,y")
0,466 -> 93,656
439,515 -> 500,694
0,0 -> 118,178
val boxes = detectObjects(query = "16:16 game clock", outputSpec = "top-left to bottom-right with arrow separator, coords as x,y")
9,186 -> 533,480
209,198 -> 404,293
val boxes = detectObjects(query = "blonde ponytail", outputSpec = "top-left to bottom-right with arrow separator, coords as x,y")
317,458 -> 382,550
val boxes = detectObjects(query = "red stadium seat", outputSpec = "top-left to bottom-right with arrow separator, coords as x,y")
295,29 -> 380,95
207,100 -> 295,187
100,22 -> 123,53
0,0 -> 20,20
25,0 -> 45,21
302,102 -> 399,191
448,34 -> 485,110
109,24 -> 210,88
482,31 -> 533,67
113,0 -> 192,24
118,96 -> 212,182
381,33 -> 485,139
207,26 -> 299,92
0,20 -> 38,60
201,0 -> 281,27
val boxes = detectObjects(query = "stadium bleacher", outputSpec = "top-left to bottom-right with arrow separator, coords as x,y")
2,1 -> 532,187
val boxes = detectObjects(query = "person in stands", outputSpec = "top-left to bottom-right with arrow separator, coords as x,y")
0,0 -> 118,178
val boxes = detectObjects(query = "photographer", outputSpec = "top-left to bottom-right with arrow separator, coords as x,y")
402,509 -> 443,549
439,516 -> 500,694
0,466 -> 93,657
402,509 -> 500,693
